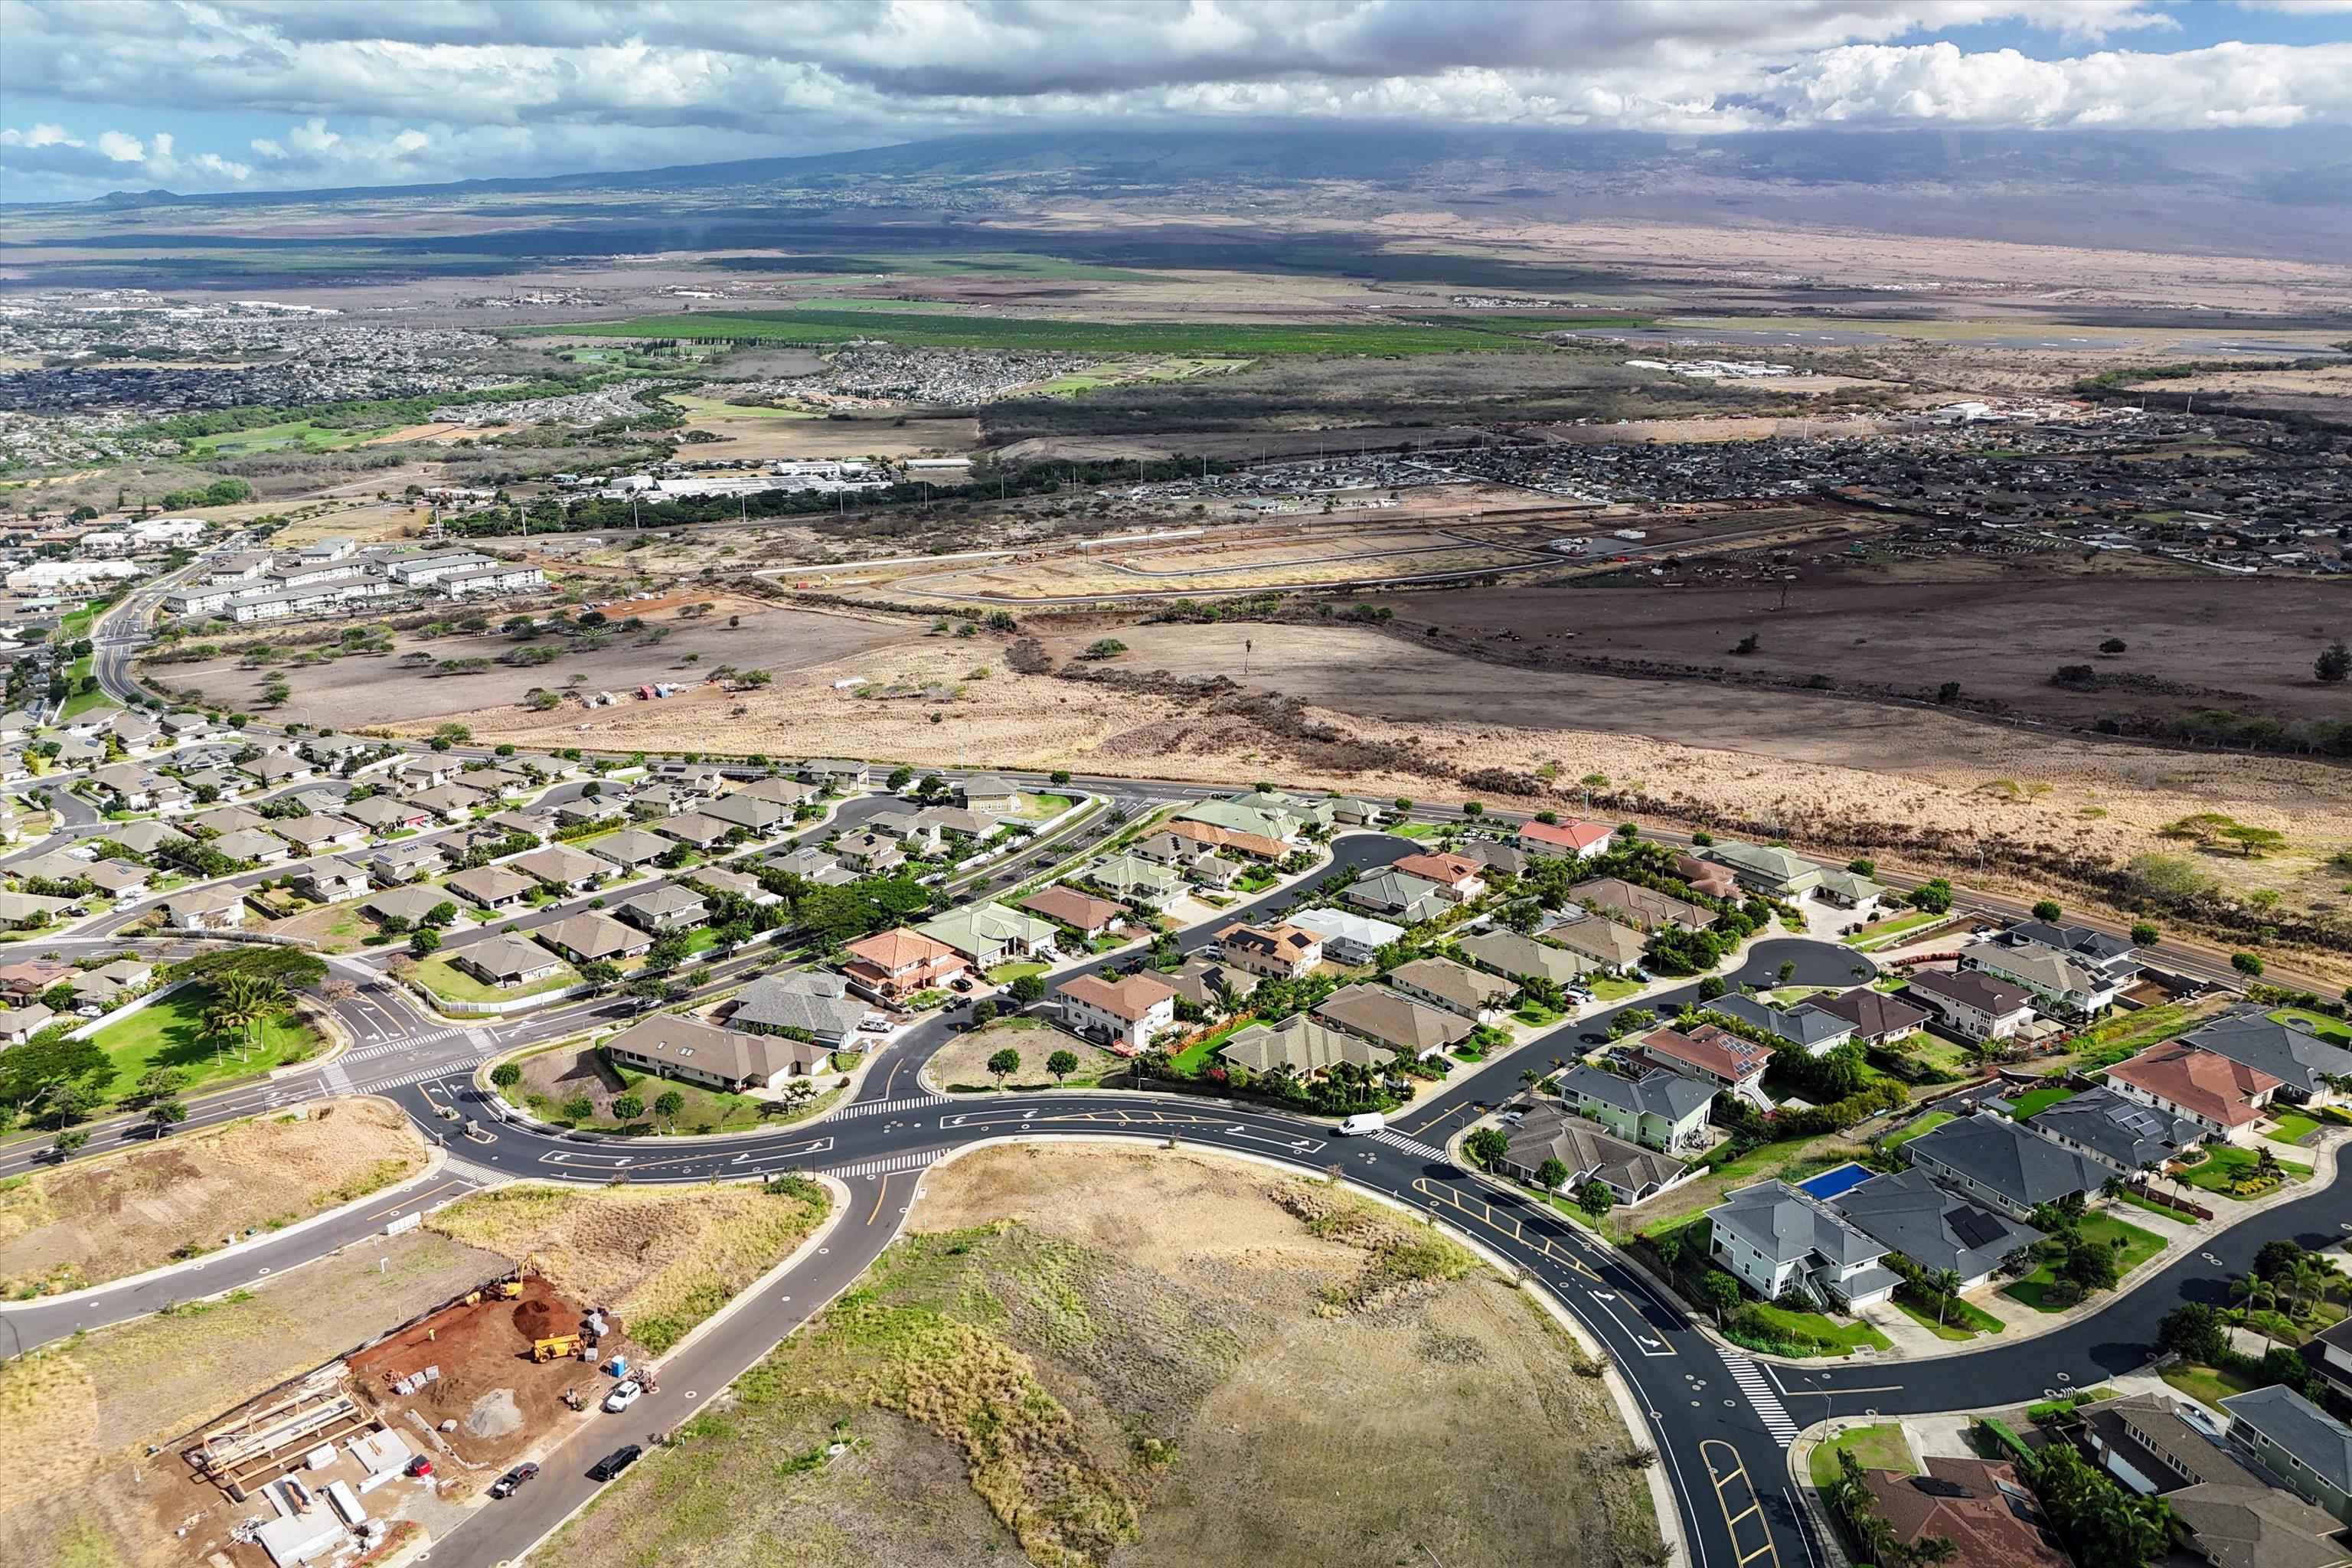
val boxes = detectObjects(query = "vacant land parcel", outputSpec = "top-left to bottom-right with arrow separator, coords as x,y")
550,1145 -> 1658,1568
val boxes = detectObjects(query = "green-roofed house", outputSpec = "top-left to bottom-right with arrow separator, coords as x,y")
916,903 -> 1060,969
1175,797 -> 1302,844
1082,853 -> 1185,910
1701,840 -> 1826,898
1813,867 -> 1885,914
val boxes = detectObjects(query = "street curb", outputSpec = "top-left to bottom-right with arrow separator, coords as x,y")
0,1112 -> 454,1321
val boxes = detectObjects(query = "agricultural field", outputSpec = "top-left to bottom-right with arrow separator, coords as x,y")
549,1145 -> 1659,1568
0,1098 -> 429,1298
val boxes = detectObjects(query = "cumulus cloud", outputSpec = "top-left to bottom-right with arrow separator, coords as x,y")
0,0 -> 2344,196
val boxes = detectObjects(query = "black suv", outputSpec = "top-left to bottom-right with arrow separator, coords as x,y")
587,1445 -> 642,1482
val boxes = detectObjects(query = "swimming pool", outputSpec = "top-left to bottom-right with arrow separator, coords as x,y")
1795,1162 -> 1874,1202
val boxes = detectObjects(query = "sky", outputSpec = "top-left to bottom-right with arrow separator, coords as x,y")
2,0 -> 2349,202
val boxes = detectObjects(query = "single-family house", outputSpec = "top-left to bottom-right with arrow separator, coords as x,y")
1217,921 -> 1323,979
1165,958 -> 1259,1013
1962,940 -> 2125,1018
1707,1179 -> 1898,1308
866,809 -> 943,854
100,818 -> 194,857
298,858 -> 371,903
800,759 -> 871,792
403,785 -> 482,822
700,792 -> 794,835
835,831 -> 905,874
1903,968 -> 2040,1044
685,866 -> 779,906
1456,927 -> 1598,988
653,812 -> 735,852
1832,1167 -> 2043,1290
270,814 -> 369,855
1809,986 -> 1931,1046
1996,920 -> 2143,997
1176,797 -> 1299,844
1056,971 -> 1179,1054
2105,1040 -> 2281,1145
211,827 -> 292,865
156,887 -> 243,929
1496,1103 -> 1690,1205
79,860 -> 152,898
1083,853 -> 1184,909
1813,868 -> 1884,913
2182,1014 -> 2352,1109
0,1002 -> 56,1044
1455,839 -> 1531,880
1902,1111 -> 2108,1221
1343,868 -> 1449,925
341,795 -> 431,835
365,839 -> 449,885
1517,818 -> 1615,861
1569,877 -> 1711,933
735,775 -> 818,808
842,928 -> 972,1003
361,884 -> 455,928
445,864 -> 534,911
1558,1063 -> 1715,1152
603,1014 -> 808,1092
1314,984 -> 1472,1059
1859,1459 -> 2073,1568
2221,1387 -> 2352,1527
1701,841 -> 1826,898
1628,1023 -> 1769,1097
729,971 -> 864,1048
1387,956 -> 1515,1022
510,844 -> 609,893
767,846 -> 854,887
1161,818 -> 1287,864
237,753 -> 317,789
1285,906 -> 1403,965
616,884 -> 708,933
2029,1086 -> 2205,1174
1217,1013 -> 1380,1079
1546,915 -> 1650,972
959,775 -> 1023,815
588,828 -> 671,874
1017,885 -> 1127,944
916,903 -> 1057,970
536,911 -> 652,967
188,804 -> 271,838
456,935 -> 567,989
1390,851 -> 1487,901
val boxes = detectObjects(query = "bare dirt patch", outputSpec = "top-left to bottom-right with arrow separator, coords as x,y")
552,1144 -> 1655,1568
926,1018 -> 1125,1092
0,1227 -> 505,1566
0,1098 -> 429,1298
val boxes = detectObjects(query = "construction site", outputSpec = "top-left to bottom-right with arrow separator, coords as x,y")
162,1265 -> 638,1568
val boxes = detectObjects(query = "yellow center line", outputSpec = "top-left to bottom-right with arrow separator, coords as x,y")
867,1172 -> 893,1223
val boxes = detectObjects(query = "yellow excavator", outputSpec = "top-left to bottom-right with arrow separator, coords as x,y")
495,1255 -> 542,1300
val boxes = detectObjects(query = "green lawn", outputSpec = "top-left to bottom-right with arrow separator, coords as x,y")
1844,910 -> 1942,949
1808,1424 -> 1916,1487
1008,792 -> 1077,822
1881,1111 -> 1954,1151
1587,975 -> 1645,1002
2161,1363 -> 2258,1409
2003,1214 -> 2166,1312
88,983 -> 325,1102
1895,1292 -> 2006,1341
2270,1008 -> 2351,1047
412,952 -> 582,1004
2266,1113 -> 2320,1146
2004,1086 -> 2076,1118
987,960 -> 1047,985
1736,1300 -> 1893,1357
2174,1144 -> 2311,1199
2115,1189 -> 2202,1225
1513,1001 -> 1567,1027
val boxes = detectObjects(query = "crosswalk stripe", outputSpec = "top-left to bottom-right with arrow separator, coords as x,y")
824,1150 -> 940,1180
1717,1350 -> 1801,1443
842,1095 -> 952,1119
1370,1128 -> 1450,1163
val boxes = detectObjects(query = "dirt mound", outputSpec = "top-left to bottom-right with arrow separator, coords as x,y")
511,1299 -> 554,1334
462,1387 -> 522,1439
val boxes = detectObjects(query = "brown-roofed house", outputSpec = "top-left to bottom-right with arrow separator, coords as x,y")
1161,818 -> 1287,862
1387,956 -> 1516,1021
2106,1039 -> 2282,1143
1673,852 -> 1741,900
1568,877 -> 1711,933
1314,984 -> 1473,1057
1016,885 -> 1128,942
1217,1014 -> 1383,1079
1390,851 -> 1486,900
1810,986 -> 1932,1045
535,911 -> 652,965
1055,971 -> 1178,1053
603,1014 -> 812,1092
1860,1457 -> 2072,1568
1631,1024 -> 1769,1092
1217,921 -> 1322,979
841,928 -> 971,1003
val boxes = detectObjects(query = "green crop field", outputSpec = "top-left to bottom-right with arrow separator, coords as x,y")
529,308 -> 1592,357
185,418 -> 405,457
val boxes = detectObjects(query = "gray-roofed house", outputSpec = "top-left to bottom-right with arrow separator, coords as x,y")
211,827 -> 292,865
2223,1387 -> 2352,1526
1496,1102 -> 1690,1204
616,884 -> 709,933
729,970 -> 865,1047
2184,1013 -> 2352,1108
270,814 -> 369,854
1902,1110 -> 2109,1221
1,888 -> 80,929
2088,1392 -> 2272,1499
958,775 -> 1023,815
1342,868 -> 1449,925
2029,1086 -> 2206,1173
835,831 -> 905,874
537,912 -> 652,966
366,838 -> 449,885
1707,995 -> 1857,1056
767,846 -> 853,887
1387,957 -> 1516,1021
1313,984 -> 1472,1058
1165,958 -> 1259,1014
1454,838 -> 1530,880
587,828 -> 671,873
736,775 -> 818,808
1284,906 -> 1404,965
456,935 -> 567,989
0,1002 -> 56,1044
298,858 -> 371,903
363,884 -> 456,927
799,759 -> 871,792
1455,928 -> 1597,988
1962,939 -> 2128,1018
1216,1013 -> 1385,1080
654,812 -> 735,851
103,819 -> 194,856
2165,1482 -> 2352,1568
701,791 -> 794,835
1705,1180 -> 1897,1308
341,795 -> 432,835
1832,1167 -> 2043,1290
1557,1063 -> 1715,1153
685,865 -> 778,906
1568,877 -> 1711,933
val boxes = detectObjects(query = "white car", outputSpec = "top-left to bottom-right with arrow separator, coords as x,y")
603,1380 -> 643,1413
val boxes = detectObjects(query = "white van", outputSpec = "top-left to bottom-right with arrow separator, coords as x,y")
1337,1112 -> 1386,1137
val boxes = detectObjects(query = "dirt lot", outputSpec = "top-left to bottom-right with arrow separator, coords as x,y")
424,1178 -> 831,1355
0,1227 -> 507,1568
655,406 -> 982,462
1380,562 -> 2352,725
0,1099 -> 430,1298
150,598 -> 900,730
926,1018 -> 1127,1092
550,1144 -> 1656,1568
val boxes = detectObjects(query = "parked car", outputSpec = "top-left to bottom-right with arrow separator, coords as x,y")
603,1379 -> 643,1413
405,1455 -> 433,1478
1499,1110 -> 1526,1127
587,1446 -> 642,1482
488,1463 -> 540,1498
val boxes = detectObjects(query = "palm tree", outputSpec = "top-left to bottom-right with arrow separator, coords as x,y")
1927,1268 -> 1965,1327
2231,1275 -> 2282,1342
205,972 -> 286,1063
